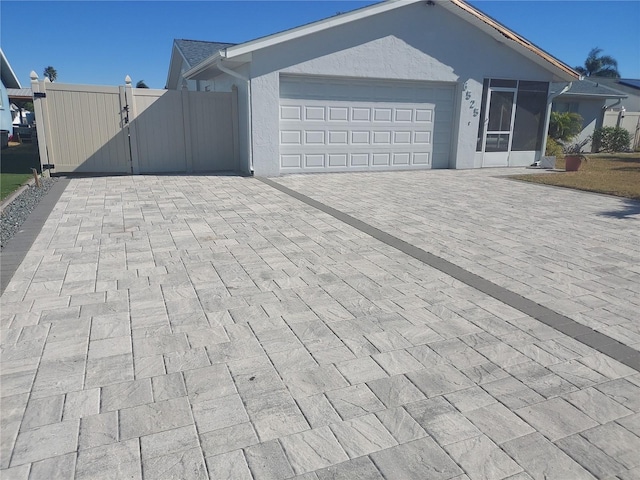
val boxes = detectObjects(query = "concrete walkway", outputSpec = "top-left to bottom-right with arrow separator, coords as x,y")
1,172 -> 639,479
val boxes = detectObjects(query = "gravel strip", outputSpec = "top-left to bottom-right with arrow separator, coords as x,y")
1,177 -> 58,248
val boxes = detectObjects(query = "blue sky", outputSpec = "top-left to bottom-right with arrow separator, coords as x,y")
2,1 -> 639,89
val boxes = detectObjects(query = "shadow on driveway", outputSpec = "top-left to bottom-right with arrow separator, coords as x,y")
599,199 -> 640,219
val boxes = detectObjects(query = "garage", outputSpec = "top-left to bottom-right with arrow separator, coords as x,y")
278,76 -> 455,173
177,0 -> 579,175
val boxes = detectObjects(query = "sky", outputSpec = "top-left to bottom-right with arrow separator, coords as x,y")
1,1 -> 639,89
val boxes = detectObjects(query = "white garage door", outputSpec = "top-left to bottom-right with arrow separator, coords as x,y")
279,76 -> 455,173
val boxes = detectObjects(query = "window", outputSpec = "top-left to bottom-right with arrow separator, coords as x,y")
553,102 -> 579,113
477,79 -> 549,152
512,81 -> 548,151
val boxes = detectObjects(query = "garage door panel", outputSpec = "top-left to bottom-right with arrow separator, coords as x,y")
280,77 -> 453,172
352,108 -> 371,121
281,130 -> 302,145
393,153 -> 411,165
328,154 -> 348,167
281,106 -> 302,120
305,107 -> 325,121
351,153 -> 369,167
306,154 -> 324,168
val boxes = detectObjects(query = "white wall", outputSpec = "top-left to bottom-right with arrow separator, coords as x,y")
0,81 -> 12,133
213,2 -> 563,175
574,98 -> 605,152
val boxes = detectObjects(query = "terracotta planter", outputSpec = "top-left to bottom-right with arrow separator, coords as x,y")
564,155 -> 582,172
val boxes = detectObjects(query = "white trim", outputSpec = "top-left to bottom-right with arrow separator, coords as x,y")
1,49 -> 21,89
184,52 -> 223,81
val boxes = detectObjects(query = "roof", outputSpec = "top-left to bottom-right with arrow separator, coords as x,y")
174,39 -> 236,69
551,79 -> 627,99
184,0 -> 579,82
1,49 -> 21,89
7,88 -> 32,99
618,79 -> 640,90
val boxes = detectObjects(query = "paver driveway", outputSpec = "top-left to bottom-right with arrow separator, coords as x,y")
1,171 -> 639,479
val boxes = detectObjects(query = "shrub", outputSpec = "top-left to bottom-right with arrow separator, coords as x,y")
549,112 -> 583,142
545,136 -> 563,156
592,127 -> 631,153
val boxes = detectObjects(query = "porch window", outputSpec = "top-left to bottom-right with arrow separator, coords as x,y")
512,81 -> 547,151
476,79 -> 549,152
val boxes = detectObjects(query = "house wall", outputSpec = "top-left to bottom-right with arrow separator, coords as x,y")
598,81 -> 640,111
553,96 -> 606,152
1,81 -> 13,134
237,2 -> 560,176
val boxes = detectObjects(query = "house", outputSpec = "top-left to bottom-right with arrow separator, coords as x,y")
1,48 -> 21,146
166,0 -> 579,176
597,78 -> 640,112
166,39 -> 236,92
551,80 -> 627,151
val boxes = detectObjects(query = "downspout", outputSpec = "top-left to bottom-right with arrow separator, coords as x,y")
216,57 -> 253,175
603,98 -> 622,112
599,98 -> 623,136
540,81 -> 572,158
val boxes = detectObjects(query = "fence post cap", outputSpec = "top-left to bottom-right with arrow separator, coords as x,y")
30,71 -> 39,80
125,75 -> 132,85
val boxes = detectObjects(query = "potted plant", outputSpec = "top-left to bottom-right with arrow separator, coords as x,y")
563,137 -> 590,172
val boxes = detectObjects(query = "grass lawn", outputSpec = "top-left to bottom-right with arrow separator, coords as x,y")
511,153 -> 640,200
1,142 -> 40,200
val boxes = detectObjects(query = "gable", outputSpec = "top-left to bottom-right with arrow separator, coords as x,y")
184,0 -> 578,82
247,2 -> 569,83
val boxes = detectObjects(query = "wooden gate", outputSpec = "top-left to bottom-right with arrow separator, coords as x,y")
31,75 -> 239,174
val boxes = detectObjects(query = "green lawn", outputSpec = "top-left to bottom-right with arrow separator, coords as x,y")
1,143 -> 40,200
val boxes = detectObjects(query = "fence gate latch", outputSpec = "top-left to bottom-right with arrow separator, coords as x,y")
33,92 -> 47,98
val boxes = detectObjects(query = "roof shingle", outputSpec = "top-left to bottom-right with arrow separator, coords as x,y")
174,39 -> 235,68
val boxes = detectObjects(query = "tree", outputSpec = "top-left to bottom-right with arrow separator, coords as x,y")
136,80 -> 149,88
43,66 -> 57,82
549,112 -> 583,142
574,47 -> 620,78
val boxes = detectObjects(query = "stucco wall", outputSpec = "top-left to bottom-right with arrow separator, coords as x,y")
1,81 -> 13,134
575,98 -> 605,151
215,2 -> 562,175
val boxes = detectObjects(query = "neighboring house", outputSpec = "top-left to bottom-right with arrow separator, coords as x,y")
551,80 -> 627,151
8,88 -> 35,126
597,78 -> 640,112
166,39 -> 236,92
1,48 -> 21,141
167,0 -> 579,176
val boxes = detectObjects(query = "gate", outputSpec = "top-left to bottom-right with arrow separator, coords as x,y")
31,74 -> 239,174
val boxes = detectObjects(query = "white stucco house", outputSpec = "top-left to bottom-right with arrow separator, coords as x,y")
166,0 -> 580,176
1,48 -> 21,145
551,80 -> 627,152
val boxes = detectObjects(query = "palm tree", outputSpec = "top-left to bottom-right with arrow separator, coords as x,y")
43,66 -> 57,82
575,48 -> 620,78
136,80 -> 149,88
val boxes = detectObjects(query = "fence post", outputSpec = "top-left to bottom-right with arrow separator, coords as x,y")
30,71 -> 52,174
231,85 -> 240,171
124,76 -> 140,174
181,81 -> 194,173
